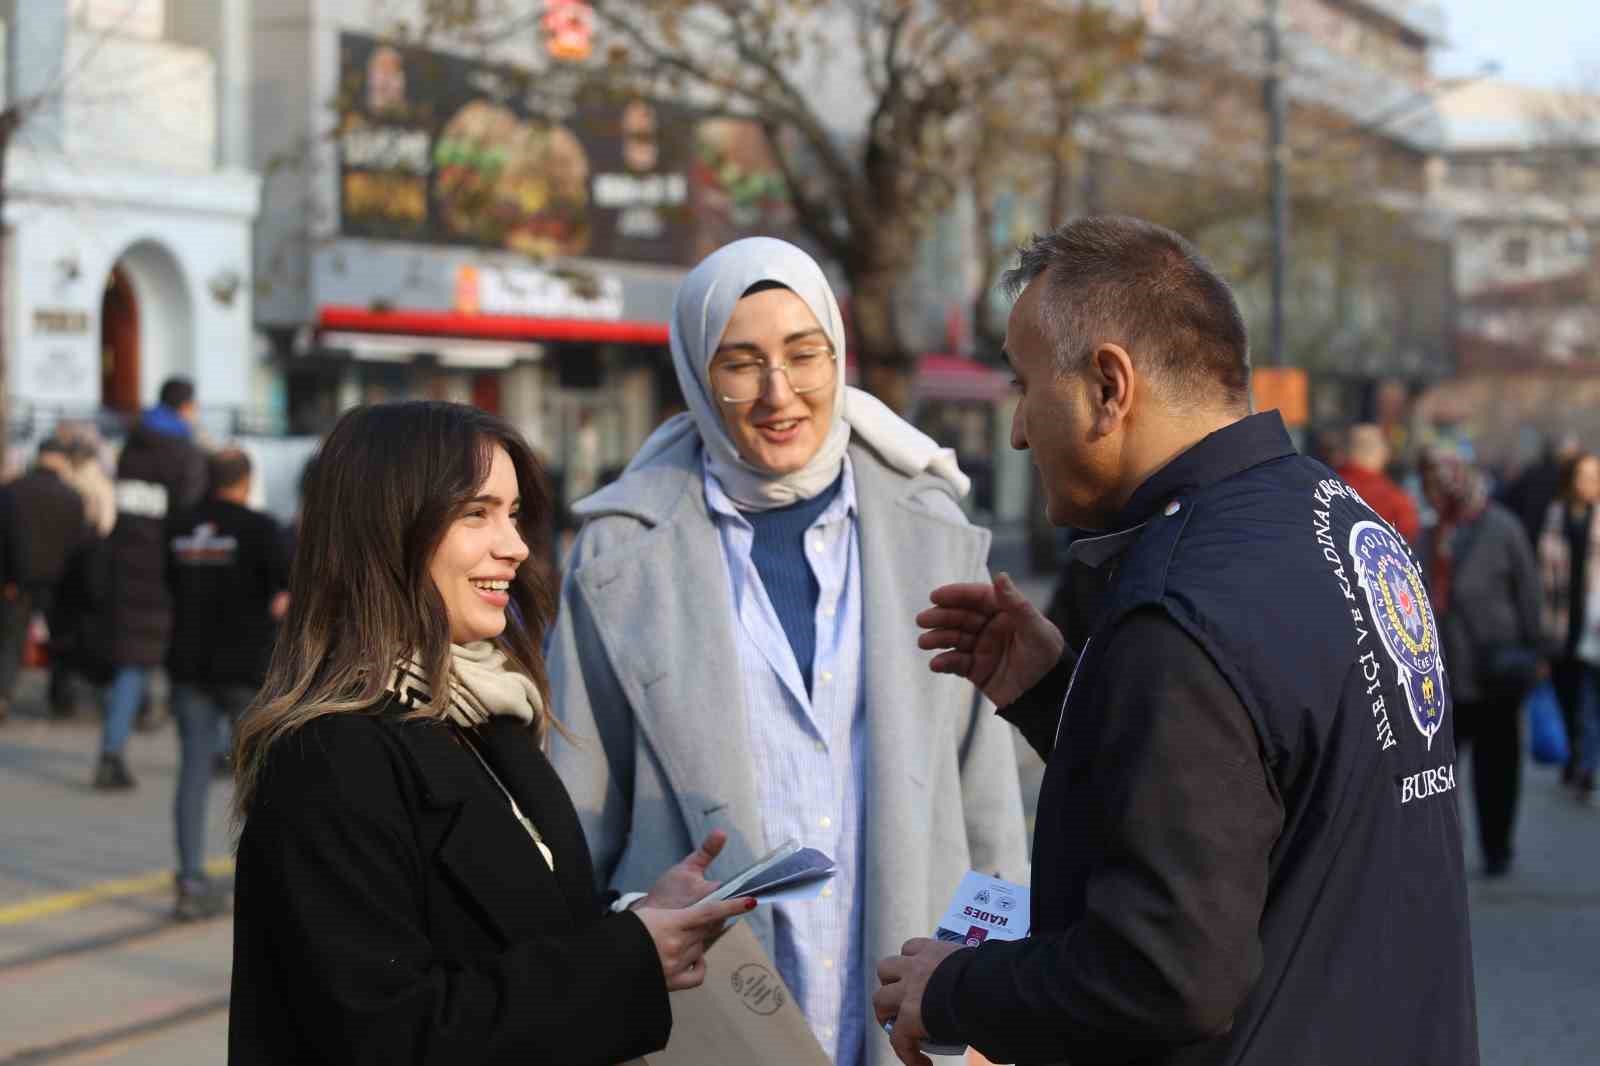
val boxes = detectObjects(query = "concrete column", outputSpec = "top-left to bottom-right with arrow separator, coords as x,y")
335,365 -> 362,413
618,365 -> 654,457
3,0 -> 67,151
167,0 -> 251,169
500,360 -> 547,447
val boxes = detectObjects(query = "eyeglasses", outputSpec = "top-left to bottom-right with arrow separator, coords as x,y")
711,347 -> 837,404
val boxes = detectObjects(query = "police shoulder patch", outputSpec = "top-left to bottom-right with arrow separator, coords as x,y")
1348,520 -> 1447,748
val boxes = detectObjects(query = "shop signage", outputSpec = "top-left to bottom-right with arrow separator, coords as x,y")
454,263 -> 624,320
1252,367 -> 1310,427
31,348 -> 95,394
33,308 -> 91,335
335,32 -> 798,265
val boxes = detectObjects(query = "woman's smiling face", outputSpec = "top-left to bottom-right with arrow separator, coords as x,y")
709,287 -> 837,476
428,444 -> 529,644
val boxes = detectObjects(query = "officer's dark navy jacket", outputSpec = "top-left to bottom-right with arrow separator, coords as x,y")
922,413 -> 1478,1066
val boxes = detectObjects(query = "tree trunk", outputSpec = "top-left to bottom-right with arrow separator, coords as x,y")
969,156 -> 1005,355
846,261 -> 916,415
1046,99 -> 1076,228
1023,103 -> 1083,570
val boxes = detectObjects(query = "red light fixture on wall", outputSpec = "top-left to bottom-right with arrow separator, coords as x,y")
543,0 -> 593,61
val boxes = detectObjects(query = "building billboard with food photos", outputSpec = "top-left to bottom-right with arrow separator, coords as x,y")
254,23 -> 802,518
332,32 -> 797,267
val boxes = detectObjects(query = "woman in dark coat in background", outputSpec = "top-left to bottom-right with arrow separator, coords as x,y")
1537,451 -> 1600,801
92,383 -> 208,788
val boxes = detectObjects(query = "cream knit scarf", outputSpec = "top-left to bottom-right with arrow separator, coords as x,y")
386,640 -> 544,728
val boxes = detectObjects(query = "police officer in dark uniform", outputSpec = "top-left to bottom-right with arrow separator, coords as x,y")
874,217 -> 1477,1066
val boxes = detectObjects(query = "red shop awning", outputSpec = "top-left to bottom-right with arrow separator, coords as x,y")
317,305 -> 670,347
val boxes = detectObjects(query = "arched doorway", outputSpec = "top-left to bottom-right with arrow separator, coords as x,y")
101,268 -> 140,413
100,240 -> 193,412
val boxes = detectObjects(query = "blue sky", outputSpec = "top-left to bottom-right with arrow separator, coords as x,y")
1436,0 -> 1598,88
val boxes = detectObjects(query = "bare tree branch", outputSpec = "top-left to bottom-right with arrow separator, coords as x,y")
757,118 -> 849,261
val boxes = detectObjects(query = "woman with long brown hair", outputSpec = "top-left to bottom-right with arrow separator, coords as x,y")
228,402 -> 753,1065
1538,450 -> 1600,801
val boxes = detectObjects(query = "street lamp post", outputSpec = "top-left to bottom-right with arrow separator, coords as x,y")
1265,0 -> 1289,368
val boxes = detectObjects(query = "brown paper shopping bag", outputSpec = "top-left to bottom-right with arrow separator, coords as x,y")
638,920 -> 830,1066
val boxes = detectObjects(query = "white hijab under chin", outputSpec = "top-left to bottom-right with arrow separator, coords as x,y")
624,236 -> 968,512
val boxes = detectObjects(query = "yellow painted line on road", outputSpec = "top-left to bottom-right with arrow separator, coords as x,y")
0,857 -> 235,926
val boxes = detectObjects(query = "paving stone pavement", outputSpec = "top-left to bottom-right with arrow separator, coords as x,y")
2,581 -> 1596,1063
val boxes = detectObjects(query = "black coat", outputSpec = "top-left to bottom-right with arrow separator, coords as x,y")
98,421 -> 206,666
165,499 -> 289,687
229,704 -> 672,1066
1498,457 -> 1563,547
1419,502 -> 1542,704
0,483 -> 19,587
6,466 -> 89,595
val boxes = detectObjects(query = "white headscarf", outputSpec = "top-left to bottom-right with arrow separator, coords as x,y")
625,236 -> 968,511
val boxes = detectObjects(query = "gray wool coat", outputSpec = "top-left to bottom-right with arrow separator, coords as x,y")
1419,501 -> 1542,705
546,435 -> 1029,1066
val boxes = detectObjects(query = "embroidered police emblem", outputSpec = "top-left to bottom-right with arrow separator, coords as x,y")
1349,520 -> 1447,748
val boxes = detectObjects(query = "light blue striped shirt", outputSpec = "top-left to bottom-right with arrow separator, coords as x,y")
704,455 -> 867,1066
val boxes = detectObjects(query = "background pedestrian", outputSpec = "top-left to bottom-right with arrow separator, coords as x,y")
92,377 -> 208,790
1337,423 -> 1421,544
165,448 -> 290,919
1537,450 -> 1600,802
1421,447 -> 1543,874
0,440 -> 91,726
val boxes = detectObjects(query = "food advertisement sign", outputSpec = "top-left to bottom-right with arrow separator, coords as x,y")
580,96 -> 696,264
336,33 -> 796,266
687,116 -> 798,262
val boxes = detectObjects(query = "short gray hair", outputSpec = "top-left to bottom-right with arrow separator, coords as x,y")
1002,215 -> 1251,409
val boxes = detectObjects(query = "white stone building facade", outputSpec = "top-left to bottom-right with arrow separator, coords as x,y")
3,0 -> 261,447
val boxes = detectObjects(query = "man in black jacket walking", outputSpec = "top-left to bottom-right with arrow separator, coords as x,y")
93,377 -> 207,789
0,440 -> 92,723
166,447 -> 289,917
875,217 -> 1477,1066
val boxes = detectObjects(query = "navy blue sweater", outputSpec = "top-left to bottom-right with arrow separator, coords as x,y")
742,474 -> 844,695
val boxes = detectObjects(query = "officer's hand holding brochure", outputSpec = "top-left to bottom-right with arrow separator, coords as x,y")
704,839 -> 837,904
884,870 -> 1032,1057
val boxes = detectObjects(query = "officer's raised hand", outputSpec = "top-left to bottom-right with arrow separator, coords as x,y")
917,573 -> 1065,707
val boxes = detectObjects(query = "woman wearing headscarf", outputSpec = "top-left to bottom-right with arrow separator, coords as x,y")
547,238 -> 1028,1066
1419,447 -> 1542,876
